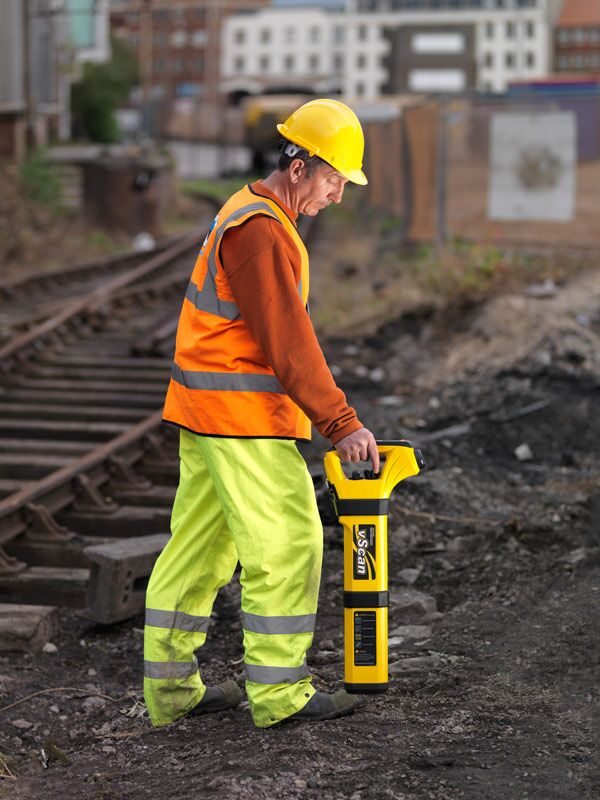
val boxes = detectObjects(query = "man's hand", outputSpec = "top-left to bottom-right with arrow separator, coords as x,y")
335,427 -> 380,473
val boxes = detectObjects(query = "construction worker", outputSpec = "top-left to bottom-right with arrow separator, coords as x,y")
144,98 -> 379,728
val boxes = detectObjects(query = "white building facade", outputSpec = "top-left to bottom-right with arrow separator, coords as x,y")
222,0 -> 554,98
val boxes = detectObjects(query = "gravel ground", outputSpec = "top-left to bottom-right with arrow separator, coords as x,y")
1,268 -> 598,800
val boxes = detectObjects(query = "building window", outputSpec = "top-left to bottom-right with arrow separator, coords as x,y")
260,28 -> 270,44
485,21 -> 494,39
557,29 -> 569,44
285,26 -> 296,44
234,55 -> 245,73
309,54 -> 320,72
153,9 -> 169,23
172,58 -> 183,74
309,26 -> 320,43
194,8 -> 205,22
333,53 -> 344,72
171,30 -> 187,48
484,51 -> 493,68
153,57 -> 164,74
357,25 -> 367,41
526,51 -> 535,68
284,54 -> 295,72
574,28 -> 585,44
505,52 -> 514,68
194,57 -> 204,73
191,30 -> 207,48
506,21 -> 515,38
333,25 -> 345,44
259,55 -> 270,71
127,12 -> 139,26
526,20 -> 535,38
356,53 -> 366,69
234,29 -> 245,45
557,55 -> 568,69
355,81 -> 365,96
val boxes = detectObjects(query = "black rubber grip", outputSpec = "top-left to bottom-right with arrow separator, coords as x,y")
345,682 -> 389,695
335,498 -> 390,516
344,591 -> 389,608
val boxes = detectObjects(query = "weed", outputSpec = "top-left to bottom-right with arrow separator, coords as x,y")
19,150 -> 62,209
87,230 -> 117,253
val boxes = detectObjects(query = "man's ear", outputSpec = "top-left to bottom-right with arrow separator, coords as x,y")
289,158 -> 305,184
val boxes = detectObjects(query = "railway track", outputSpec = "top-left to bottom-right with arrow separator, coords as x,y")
0,206 -> 318,626
0,237 -> 183,344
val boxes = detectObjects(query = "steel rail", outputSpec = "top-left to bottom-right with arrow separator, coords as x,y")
0,410 -> 163,545
0,236 -> 179,298
0,226 -> 204,371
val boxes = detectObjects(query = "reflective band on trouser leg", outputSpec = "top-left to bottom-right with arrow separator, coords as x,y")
143,430 -> 238,727
196,435 -> 323,728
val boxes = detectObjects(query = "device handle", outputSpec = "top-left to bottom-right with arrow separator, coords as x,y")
324,440 -> 424,498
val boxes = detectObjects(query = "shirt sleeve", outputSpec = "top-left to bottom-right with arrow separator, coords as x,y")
219,214 -> 363,444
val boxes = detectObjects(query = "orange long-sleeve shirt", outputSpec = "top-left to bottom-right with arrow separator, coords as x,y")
219,181 -> 362,445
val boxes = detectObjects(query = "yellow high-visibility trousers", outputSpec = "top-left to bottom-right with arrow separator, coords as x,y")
144,429 -> 323,728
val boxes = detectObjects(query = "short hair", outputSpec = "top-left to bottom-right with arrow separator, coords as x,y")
276,137 -> 327,177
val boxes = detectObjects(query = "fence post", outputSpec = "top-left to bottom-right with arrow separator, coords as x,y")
435,99 -> 448,248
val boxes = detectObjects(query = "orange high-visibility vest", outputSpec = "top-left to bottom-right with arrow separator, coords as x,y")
163,185 -> 312,440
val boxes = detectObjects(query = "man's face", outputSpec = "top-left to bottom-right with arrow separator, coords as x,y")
296,164 -> 348,216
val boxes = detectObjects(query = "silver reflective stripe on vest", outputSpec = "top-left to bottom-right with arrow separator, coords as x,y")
244,660 -> 310,685
185,278 -> 240,321
145,608 -> 210,633
144,657 -> 199,680
242,612 -> 316,635
172,363 -> 285,393
186,201 -> 280,320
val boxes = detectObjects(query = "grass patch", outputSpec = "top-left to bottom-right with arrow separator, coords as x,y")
182,176 -> 259,204
19,149 -> 62,209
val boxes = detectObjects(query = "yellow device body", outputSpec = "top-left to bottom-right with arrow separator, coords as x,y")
324,441 -> 425,694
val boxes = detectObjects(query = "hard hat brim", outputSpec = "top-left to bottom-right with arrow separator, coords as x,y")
343,167 -> 368,186
277,123 -> 368,186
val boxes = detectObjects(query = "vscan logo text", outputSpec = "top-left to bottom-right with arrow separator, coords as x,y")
356,529 -> 369,576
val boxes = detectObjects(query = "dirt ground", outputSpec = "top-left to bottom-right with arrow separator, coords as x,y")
1,258 -> 599,798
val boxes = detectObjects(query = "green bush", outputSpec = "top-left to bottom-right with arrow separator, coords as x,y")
71,35 -> 138,143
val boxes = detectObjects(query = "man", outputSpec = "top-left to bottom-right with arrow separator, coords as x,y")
144,98 -> 379,729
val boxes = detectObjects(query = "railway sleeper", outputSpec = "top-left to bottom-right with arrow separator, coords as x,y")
1,389 -> 163,410
83,534 -> 168,624
56,505 -> 172,537
0,403 -> 149,423
0,419 -> 130,441
0,566 -> 88,608
5,532 -> 115,569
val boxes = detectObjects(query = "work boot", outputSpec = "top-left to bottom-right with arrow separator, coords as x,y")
283,689 -> 359,724
185,680 -> 242,718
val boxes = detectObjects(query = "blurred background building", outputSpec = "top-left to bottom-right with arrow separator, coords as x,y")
0,0 -> 111,160
554,0 -> 600,74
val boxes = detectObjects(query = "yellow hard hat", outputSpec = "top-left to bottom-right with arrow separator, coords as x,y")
277,98 -> 368,186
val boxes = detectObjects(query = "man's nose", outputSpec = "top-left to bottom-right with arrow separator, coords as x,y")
330,184 -> 345,204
